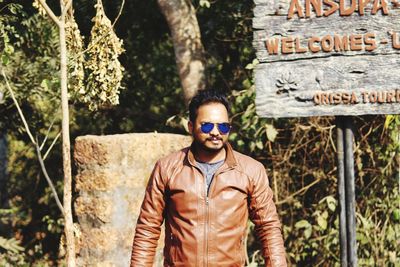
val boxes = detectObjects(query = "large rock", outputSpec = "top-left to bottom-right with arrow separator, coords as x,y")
74,133 -> 192,267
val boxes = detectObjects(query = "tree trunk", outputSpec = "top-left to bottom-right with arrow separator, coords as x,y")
59,3 -> 76,266
157,0 -> 206,105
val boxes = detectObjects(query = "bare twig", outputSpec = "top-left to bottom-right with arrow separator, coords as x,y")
251,250 -> 260,264
61,0 -> 73,18
276,178 -> 321,206
2,69 -> 36,145
355,123 -> 373,151
112,0 -> 125,27
273,170 -> 278,203
36,138 -> 65,215
329,125 -> 336,152
0,3 -> 12,13
37,0 -> 61,27
43,131 -> 61,161
40,116 -> 58,151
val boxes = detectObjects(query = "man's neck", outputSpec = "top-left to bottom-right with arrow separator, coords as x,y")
194,145 -> 226,163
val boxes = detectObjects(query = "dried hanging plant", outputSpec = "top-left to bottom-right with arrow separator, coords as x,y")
84,0 -> 125,111
33,0 -> 125,111
66,14 -> 85,100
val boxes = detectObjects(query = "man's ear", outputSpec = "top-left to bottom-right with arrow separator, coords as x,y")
188,121 -> 193,134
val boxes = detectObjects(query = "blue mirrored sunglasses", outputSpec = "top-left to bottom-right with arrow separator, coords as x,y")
200,122 -> 231,135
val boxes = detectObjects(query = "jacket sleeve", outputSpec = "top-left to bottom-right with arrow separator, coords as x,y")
131,160 -> 166,267
248,163 -> 287,267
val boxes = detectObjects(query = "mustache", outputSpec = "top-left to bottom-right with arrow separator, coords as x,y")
206,137 -> 223,141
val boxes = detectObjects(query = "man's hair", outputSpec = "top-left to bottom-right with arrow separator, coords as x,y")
188,90 -> 230,122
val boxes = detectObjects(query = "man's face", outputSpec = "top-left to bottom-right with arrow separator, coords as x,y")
188,102 -> 230,153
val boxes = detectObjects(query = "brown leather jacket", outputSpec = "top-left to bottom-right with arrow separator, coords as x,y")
131,143 -> 287,267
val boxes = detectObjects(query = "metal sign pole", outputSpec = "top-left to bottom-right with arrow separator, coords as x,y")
344,117 -> 358,267
336,116 -> 358,267
336,117 -> 348,266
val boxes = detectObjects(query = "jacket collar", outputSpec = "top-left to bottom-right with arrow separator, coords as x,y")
186,142 -> 237,168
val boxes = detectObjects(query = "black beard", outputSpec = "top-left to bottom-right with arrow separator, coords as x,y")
193,138 -> 225,154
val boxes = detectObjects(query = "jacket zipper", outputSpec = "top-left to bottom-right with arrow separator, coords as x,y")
205,166 -> 211,267
203,166 -> 233,267
194,166 -> 209,267
205,193 -> 209,267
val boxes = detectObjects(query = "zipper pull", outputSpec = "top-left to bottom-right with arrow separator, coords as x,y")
206,197 -> 209,205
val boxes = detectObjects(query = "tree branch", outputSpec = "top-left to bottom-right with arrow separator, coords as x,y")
37,0 -> 61,27
43,131 -> 61,161
2,69 -> 36,145
2,68 -> 64,215
36,138 -> 65,215
112,0 -> 125,27
40,115 -> 58,151
61,0 -> 73,18
276,178 -> 321,206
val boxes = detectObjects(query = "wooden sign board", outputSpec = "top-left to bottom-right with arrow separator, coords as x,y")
253,0 -> 400,118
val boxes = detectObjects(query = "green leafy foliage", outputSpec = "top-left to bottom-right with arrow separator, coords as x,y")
0,236 -> 24,253
228,87 -> 279,158
0,2 -> 24,66
353,115 -> 400,266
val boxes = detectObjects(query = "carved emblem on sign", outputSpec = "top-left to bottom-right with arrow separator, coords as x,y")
276,72 -> 299,95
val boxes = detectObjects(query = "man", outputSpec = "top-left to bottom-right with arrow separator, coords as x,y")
131,90 -> 287,266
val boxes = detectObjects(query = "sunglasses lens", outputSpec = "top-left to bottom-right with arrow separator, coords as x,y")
200,123 -> 214,133
217,123 -> 231,134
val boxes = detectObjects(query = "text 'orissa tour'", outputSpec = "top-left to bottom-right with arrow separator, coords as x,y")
314,90 -> 400,105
